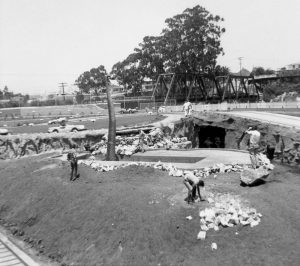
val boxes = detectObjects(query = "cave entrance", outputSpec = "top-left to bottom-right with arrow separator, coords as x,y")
198,126 -> 226,148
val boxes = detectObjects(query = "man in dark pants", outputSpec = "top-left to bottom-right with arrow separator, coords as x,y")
67,149 -> 79,181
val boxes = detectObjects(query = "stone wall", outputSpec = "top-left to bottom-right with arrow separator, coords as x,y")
0,130 -> 106,159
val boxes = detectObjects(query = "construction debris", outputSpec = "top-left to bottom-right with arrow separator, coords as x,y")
199,193 -> 262,236
197,231 -> 206,240
240,153 -> 274,185
211,243 -> 218,250
90,128 -> 192,157
80,159 -> 246,179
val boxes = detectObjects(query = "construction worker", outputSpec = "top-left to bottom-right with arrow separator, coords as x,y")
67,146 -> 79,181
183,100 -> 192,117
183,172 -> 205,203
138,130 -> 146,153
245,126 -> 261,169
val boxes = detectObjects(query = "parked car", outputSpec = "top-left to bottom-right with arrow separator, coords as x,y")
48,124 -> 86,133
0,128 -> 10,135
48,117 -> 66,125
119,108 -> 138,114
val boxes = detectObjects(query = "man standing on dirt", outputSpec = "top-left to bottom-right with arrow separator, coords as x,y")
139,130 -> 146,153
183,100 -> 192,117
67,146 -> 79,181
245,126 -> 261,169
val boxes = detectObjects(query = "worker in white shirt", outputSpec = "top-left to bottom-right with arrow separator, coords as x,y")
245,126 -> 261,169
183,100 -> 192,117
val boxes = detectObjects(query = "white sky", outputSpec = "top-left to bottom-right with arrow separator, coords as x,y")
0,0 -> 299,95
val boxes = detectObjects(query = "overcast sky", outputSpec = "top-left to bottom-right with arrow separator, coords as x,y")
0,0 -> 299,95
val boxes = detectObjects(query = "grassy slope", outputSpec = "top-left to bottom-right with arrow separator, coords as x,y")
0,154 -> 299,266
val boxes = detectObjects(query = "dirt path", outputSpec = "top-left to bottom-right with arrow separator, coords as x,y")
0,154 -> 299,265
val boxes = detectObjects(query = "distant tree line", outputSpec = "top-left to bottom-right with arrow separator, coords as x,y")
0,86 -> 30,108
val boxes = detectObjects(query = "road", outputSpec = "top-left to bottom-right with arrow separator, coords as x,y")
223,111 -> 300,129
1,113 -> 164,135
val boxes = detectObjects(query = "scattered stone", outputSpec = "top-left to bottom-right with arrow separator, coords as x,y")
240,166 -> 270,185
197,231 -> 206,240
211,243 -> 217,250
186,216 -> 193,220
199,193 -> 262,236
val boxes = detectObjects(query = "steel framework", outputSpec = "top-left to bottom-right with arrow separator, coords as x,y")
151,73 -> 260,104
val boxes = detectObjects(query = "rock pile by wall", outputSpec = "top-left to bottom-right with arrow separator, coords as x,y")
0,127 -> 191,160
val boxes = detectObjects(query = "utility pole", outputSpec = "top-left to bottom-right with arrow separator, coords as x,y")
238,57 -> 243,76
58,82 -> 67,102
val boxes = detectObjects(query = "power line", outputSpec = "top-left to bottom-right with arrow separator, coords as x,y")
58,82 -> 67,101
238,57 -> 243,75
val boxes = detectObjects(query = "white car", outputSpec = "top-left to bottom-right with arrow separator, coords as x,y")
48,124 -> 86,133
48,117 -> 67,125
0,128 -> 9,135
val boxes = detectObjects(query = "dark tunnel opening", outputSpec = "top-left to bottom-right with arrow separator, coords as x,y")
197,126 -> 226,148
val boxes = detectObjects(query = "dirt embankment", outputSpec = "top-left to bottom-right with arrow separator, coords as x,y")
0,115 -> 166,160
173,112 -> 300,165
0,130 -> 106,159
0,154 -> 299,265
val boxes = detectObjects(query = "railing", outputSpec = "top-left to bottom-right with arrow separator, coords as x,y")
165,101 -> 300,112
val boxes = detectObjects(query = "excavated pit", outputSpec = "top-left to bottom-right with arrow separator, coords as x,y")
195,125 -> 226,148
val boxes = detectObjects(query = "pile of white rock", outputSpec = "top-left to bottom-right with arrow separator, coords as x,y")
90,128 -> 192,157
197,193 -> 262,240
80,159 -> 245,180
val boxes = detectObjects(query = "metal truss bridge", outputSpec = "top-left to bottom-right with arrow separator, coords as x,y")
151,72 -> 300,104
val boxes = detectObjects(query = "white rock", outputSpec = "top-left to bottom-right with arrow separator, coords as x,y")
197,231 -> 206,240
200,224 -> 209,231
211,243 -> 217,250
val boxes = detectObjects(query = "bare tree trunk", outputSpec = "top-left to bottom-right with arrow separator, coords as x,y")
106,81 -> 117,160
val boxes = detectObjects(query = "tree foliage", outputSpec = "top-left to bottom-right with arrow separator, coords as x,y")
251,67 -> 275,76
76,65 -> 107,95
111,5 -> 225,94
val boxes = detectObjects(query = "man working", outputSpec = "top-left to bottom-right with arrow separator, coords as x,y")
183,100 -> 192,117
245,126 -> 261,169
183,172 -> 205,203
67,146 -> 79,181
138,130 -> 146,153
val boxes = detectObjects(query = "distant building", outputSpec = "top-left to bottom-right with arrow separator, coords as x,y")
286,62 -> 300,70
